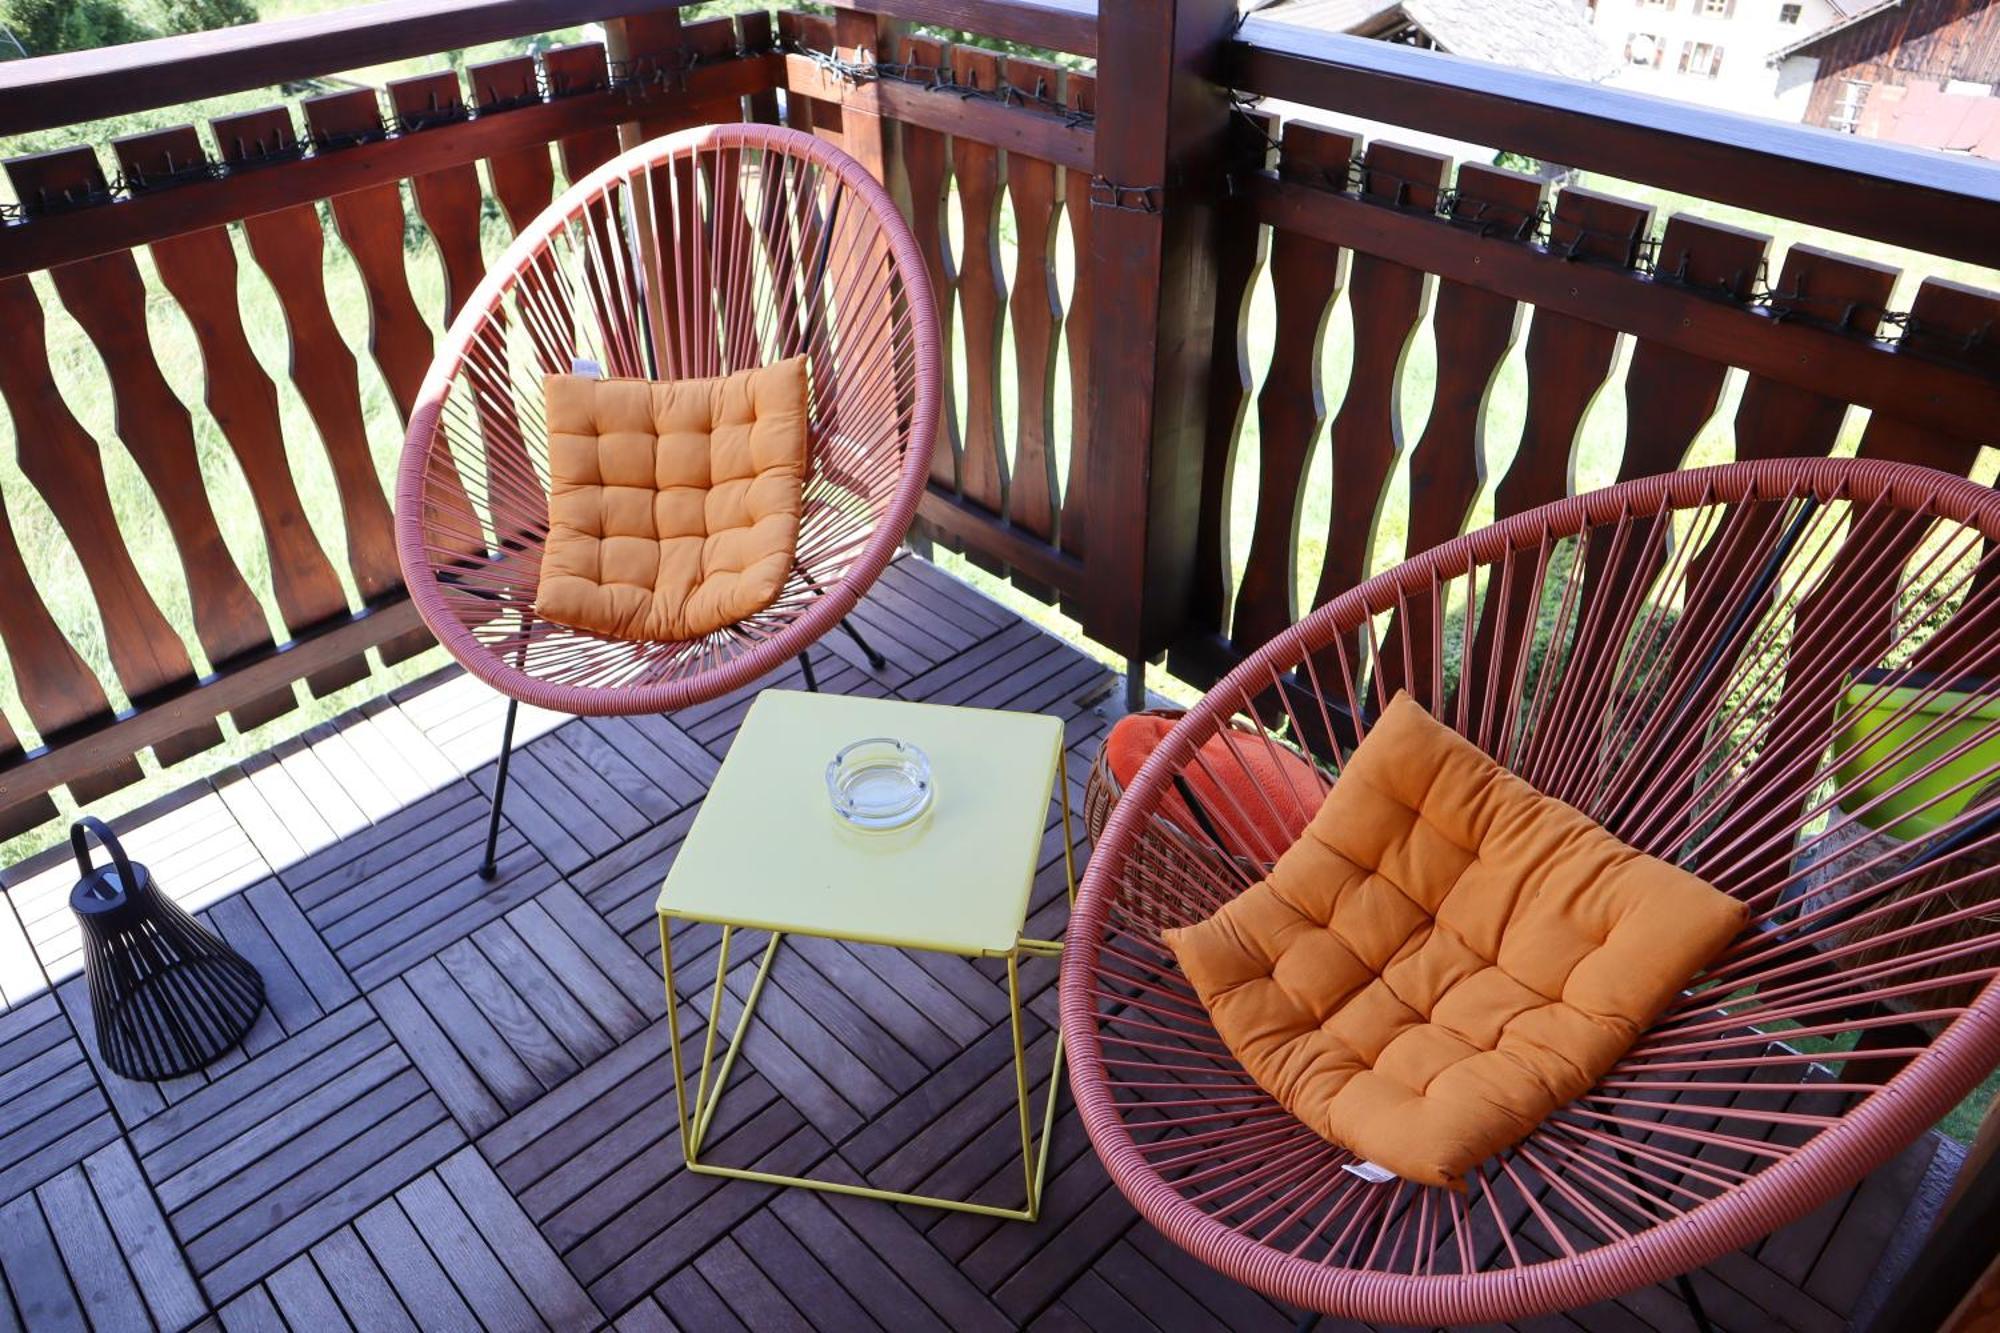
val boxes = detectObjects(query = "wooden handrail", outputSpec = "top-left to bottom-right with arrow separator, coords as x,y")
834,0 -> 1097,56
1246,171 -> 2000,443
1231,17 -> 2000,271
0,0 -> 692,138
0,53 -> 771,277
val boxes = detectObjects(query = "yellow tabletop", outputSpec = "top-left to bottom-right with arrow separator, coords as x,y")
657,690 -> 1063,956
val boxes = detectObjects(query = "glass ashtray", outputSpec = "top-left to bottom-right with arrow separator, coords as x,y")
826,737 -> 934,832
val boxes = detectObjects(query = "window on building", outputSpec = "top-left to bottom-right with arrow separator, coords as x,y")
1698,0 -> 1732,16
1640,0 -> 1674,10
1625,32 -> 1665,65
1779,3 -> 1803,22
1829,78 -> 1873,131
1678,40 -> 1725,76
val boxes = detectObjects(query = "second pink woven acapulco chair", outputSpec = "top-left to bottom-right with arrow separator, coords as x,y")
396,123 -> 938,875
1062,458 -> 2000,1329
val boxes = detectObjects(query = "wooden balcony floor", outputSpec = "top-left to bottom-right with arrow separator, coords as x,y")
0,555 -> 1964,1333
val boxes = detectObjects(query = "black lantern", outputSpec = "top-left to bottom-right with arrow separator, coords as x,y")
69,817 -> 265,1081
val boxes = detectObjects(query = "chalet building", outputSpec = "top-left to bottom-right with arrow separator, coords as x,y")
1243,0 -> 1610,82
1771,0 -> 2000,154
1244,0 -> 1609,166
1588,0 -> 1850,118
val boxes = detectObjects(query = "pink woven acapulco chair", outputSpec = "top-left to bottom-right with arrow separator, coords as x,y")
1062,458 -> 2000,1329
396,123 -> 938,875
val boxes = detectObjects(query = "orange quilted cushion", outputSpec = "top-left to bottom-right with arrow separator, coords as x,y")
1104,712 -> 1324,859
535,358 -> 808,642
1162,693 -> 1747,1189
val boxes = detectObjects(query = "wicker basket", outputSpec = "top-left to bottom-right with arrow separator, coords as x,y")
1083,708 -> 1184,845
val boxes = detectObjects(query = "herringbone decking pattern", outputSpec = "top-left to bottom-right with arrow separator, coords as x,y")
0,557 -> 1960,1332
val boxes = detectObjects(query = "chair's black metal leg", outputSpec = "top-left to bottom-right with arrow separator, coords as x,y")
798,652 -> 820,693
1673,1273 -> 1716,1333
840,617 -> 887,670
479,698 -> 520,880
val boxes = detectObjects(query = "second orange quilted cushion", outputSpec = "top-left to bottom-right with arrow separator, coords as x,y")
1162,692 -> 1747,1189
535,357 -> 808,642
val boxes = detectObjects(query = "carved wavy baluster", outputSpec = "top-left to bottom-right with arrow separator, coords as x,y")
114,125 -> 366,698
6,148 -> 293,733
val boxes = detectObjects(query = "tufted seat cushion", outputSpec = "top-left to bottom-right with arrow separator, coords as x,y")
534,358 -> 809,642
1162,692 -> 1747,1188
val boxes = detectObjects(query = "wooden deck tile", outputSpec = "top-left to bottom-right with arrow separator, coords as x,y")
373,884 -> 661,1135
391,667 -> 569,775
0,994 -> 117,1206
208,1145 -> 596,1333
127,999 -> 464,1302
570,806 -> 701,959
284,784 -> 561,992
0,1140 -> 205,1333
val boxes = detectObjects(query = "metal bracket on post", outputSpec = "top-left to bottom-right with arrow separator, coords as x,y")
1087,175 -> 1162,213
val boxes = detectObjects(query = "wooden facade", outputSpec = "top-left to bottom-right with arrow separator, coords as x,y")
1785,0 -> 2000,127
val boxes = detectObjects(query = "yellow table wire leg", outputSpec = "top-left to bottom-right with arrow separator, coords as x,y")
691,930 -> 783,1155
1035,1027 -> 1065,1213
1007,950 -> 1037,1216
658,914 -> 694,1158
693,924 -> 736,1129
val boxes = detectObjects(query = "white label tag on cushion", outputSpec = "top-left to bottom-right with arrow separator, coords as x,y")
570,357 -> 604,378
1342,1160 -> 1398,1184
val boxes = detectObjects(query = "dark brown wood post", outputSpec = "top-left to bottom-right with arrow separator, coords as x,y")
604,9 -> 685,145
1083,0 -> 1240,706
831,8 -> 894,184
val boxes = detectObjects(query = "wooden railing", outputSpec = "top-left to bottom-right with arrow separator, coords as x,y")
0,2 -> 774,835
2,0 -> 2000,847
1163,20 -> 2000,696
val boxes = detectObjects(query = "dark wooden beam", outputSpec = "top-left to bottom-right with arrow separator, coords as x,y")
1247,172 -> 2000,446
0,0 -> 695,138
836,0 -> 1096,57
0,597 -> 426,818
1231,19 -> 2000,271
778,51 -> 1093,171
1082,0 -> 1241,661
0,56 -> 770,279
918,489 -> 1085,595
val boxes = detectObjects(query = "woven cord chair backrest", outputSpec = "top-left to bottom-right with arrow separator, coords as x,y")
395,123 -> 939,716
1062,457 -> 2000,1326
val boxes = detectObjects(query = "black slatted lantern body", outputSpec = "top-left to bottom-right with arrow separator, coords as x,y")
69,817 -> 265,1081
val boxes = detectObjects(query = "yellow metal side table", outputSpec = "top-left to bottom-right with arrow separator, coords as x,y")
655,689 -> 1074,1221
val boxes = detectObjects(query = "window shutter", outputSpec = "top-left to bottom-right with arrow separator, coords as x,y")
1679,40 -> 1693,72
1724,0 -> 1736,17
1711,44 -> 1725,76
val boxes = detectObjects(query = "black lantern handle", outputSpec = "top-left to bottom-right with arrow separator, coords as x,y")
70,817 -> 137,897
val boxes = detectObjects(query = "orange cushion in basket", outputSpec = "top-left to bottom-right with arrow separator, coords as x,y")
1162,692 -> 1747,1189
535,357 -> 808,642
1104,712 -> 1324,859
